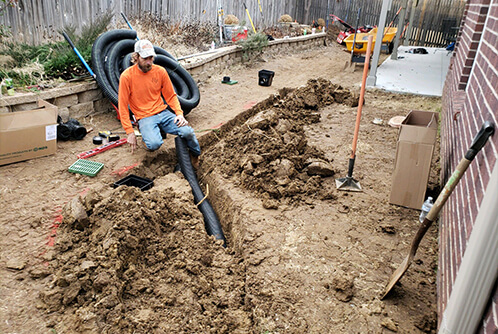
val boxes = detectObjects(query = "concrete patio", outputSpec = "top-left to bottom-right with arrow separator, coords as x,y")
374,45 -> 452,96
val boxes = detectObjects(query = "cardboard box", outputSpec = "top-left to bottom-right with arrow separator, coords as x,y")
390,110 -> 438,209
0,100 -> 58,166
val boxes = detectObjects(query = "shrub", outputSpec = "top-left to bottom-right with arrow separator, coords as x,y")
278,14 -> 293,23
237,31 -> 269,61
224,14 -> 239,25
0,10 -> 112,84
44,10 -> 113,79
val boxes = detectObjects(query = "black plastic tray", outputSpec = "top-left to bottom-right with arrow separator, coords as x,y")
113,174 -> 153,191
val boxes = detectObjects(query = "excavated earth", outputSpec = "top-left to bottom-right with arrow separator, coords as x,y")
1,40 -> 441,334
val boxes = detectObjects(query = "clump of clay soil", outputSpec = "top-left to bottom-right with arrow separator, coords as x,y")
40,175 -> 250,333
202,78 -> 358,208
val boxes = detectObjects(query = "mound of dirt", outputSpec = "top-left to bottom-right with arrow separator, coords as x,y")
40,174 -> 250,333
202,78 -> 359,208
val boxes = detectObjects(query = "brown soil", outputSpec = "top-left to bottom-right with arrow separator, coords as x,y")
0,40 -> 441,333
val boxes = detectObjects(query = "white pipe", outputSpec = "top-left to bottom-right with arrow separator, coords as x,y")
439,161 -> 498,334
177,49 -> 220,61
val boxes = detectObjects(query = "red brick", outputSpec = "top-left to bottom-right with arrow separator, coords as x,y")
469,41 -> 480,50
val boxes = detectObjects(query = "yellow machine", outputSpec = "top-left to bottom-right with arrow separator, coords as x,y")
345,27 -> 397,53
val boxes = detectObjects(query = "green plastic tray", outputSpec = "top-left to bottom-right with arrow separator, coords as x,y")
68,159 -> 104,177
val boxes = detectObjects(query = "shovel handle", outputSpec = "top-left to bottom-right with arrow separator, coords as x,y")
121,12 -> 132,29
465,121 -> 495,160
383,121 -> 495,299
62,31 -> 76,49
62,31 -> 96,78
427,121 -> 495,221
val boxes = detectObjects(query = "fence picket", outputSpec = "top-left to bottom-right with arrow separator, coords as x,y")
0,0 -> 464,47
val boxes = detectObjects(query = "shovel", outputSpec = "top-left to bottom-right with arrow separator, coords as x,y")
382,121 -> 495,299
336,35 -> 373,192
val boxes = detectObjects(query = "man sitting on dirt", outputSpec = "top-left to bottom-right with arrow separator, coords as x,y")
118,39 -> 200,169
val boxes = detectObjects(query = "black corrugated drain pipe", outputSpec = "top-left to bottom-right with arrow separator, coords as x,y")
175,137 -> 226,247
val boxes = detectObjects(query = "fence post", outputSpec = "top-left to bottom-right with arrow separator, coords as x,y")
391,0 -> 409,59
404,0 -> 417,46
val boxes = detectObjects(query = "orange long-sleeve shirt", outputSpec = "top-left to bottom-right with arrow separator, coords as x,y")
118,64 -> 183,134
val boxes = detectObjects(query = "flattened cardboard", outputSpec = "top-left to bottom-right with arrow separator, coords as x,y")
390,110 -> 438,209
0,99 -> 58,166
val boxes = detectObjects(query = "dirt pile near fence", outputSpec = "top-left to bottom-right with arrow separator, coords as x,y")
202,78 -> 359,208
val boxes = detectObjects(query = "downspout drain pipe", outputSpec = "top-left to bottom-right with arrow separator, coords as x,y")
439,161 -> 498,334
175,137 -> 226,247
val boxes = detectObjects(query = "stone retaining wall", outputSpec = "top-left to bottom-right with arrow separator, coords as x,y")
0,33 -> 326,119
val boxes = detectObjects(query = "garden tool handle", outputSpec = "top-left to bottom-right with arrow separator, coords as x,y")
465,121 -> 495,160
121,12 -> 133,30
382,121 -> 495,299
61,31 -> 96,78
426,121 -> 495,222
62,31 -> 76,49
350,35 -> 373,159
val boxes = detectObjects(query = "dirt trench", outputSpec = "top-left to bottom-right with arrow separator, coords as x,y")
36,78 -> 438,333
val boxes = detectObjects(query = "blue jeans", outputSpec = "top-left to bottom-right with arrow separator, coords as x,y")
138,110 -> 201,156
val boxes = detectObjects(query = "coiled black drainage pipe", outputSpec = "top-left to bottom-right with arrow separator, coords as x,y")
175,137 -> 226,247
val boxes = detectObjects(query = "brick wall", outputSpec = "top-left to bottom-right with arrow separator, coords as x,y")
440,0 -> 497,331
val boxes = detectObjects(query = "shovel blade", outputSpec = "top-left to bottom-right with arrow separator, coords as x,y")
382,255 -> 411,299
335,176 -> 362,192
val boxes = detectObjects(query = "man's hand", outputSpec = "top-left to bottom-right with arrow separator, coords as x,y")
127,132 -> 137,154
174,114 -> 188,127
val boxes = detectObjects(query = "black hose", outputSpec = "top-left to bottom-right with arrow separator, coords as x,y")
153,55 -> 189,99
91,29 -> 137,106
91,29 -> 200,115
174,137 -> 226,247
121,53 -> 133,71
151,54 -> 200,113
108,51 -> 189,102
105,39 -> 136,92
154,46 -> 176,60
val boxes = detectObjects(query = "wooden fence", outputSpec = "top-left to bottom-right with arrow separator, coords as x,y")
0,0 -> 465,47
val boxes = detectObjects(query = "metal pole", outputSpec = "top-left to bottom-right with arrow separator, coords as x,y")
326,0 -> 330,29
366,0 -> 391,87
217,0 -> 223,44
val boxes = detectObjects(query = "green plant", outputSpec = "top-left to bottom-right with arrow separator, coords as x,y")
1,41 -> 59,66
44,10 -> 113,79
236,31 -> 269,60
0,10 -> 112,85
0,66 -> 44,87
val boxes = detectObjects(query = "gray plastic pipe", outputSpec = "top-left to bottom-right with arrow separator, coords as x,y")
438,161 -> 498,334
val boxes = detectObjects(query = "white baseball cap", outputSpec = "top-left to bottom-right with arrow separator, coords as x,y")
134,40 -> 156,58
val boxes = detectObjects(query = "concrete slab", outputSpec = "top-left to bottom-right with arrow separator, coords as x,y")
375,46 -> 452,96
